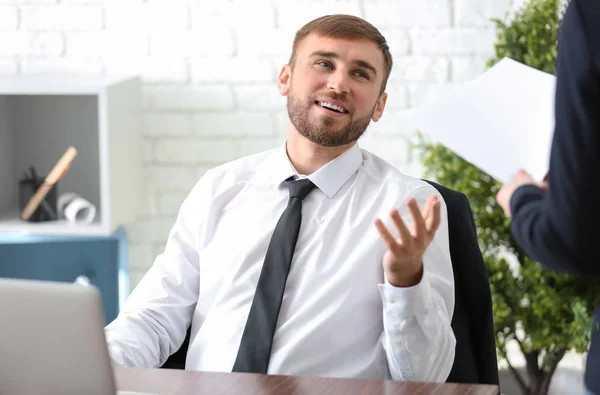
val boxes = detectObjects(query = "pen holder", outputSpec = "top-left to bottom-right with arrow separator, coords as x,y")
18,176 -> 58,222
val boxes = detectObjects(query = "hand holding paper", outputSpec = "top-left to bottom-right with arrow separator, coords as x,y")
412,57 -> 556,184
495,169 -> 539,217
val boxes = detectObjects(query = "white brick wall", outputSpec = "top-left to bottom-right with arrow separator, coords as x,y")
105,5 -> 189,31
0,6 -> 19,30
21,5 -> 104,30
0,0 -> 510,286
364,0 -> 452,27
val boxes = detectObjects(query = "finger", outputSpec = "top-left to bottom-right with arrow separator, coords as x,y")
374,219 -> 404,255
407,198 -> 427,239
425,197 -> 441,237
495,189 -> 502,204
421,195 -> 435,220
390,208 -> 414,250
496,187 -> 509,206
517,169 -> 535,184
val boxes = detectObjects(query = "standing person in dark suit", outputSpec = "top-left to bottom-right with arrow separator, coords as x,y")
496,1 -> 600,394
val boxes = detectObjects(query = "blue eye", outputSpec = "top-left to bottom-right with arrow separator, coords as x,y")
317,61 -> 332,69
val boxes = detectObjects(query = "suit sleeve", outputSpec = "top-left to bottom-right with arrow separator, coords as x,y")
459,194 -> 499,384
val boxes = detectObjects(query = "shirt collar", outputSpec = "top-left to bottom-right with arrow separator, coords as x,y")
268,140 -> 364,199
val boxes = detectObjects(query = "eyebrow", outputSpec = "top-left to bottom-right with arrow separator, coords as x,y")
309,51 -> 378,76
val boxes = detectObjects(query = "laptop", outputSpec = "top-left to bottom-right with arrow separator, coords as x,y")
0,277 -> 151,395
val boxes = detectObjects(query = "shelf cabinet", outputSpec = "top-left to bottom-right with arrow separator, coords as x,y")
0,74 -> 143,236
0,74 -> 142,319
0,228 -> 129,324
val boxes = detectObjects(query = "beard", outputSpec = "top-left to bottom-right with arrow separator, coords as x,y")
287,90 -> 375,147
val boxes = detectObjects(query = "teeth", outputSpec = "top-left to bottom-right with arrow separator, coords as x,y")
319,102 -> 347,113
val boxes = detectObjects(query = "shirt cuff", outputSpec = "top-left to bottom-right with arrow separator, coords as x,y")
378,272 -> 432,318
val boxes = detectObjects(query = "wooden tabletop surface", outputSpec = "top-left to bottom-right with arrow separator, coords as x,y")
115,368 -> 500,395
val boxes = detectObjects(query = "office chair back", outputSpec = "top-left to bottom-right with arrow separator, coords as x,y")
424,180 -> 499,385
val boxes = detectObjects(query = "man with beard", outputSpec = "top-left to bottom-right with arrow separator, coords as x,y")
105,14 -> 456,382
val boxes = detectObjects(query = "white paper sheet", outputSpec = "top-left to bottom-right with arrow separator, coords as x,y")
412,57 -> 556,184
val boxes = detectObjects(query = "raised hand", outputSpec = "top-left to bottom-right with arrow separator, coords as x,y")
374,195 -> 441,287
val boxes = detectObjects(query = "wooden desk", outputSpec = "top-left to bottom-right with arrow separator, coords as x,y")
116,368 -> 500,395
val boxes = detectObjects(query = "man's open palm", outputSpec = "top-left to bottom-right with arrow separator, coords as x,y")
374,195 -> 441,287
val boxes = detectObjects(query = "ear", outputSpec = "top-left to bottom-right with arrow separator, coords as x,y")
278,64 -> 292,96
371,92 -> 388,122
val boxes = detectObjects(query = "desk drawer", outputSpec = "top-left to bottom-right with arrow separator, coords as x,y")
0,238 -> 119,323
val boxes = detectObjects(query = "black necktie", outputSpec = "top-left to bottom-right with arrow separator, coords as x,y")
232,178 -> 316,374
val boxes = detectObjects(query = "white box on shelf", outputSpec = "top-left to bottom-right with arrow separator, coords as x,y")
0,74 -> 143,236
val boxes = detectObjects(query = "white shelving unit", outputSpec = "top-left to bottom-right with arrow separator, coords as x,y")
0,74 -> 143,236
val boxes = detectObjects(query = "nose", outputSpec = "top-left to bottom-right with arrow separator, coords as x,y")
327,69 -> 350,94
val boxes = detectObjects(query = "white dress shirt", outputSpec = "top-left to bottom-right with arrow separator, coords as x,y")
105,142 -> 456,382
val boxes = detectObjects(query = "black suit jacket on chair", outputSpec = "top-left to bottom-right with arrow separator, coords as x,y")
162,180 -> 500,386
424,180 -> 499,386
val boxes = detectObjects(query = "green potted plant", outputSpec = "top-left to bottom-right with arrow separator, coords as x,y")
414,0 -> 599,394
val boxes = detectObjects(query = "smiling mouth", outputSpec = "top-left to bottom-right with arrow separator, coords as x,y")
315,101 -> 349,114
